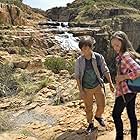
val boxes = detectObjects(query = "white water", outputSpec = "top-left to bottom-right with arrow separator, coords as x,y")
55,32 -> 80,50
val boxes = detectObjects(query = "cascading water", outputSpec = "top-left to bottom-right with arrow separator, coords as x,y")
55,32 -> 79,50
55,22 -> 80,50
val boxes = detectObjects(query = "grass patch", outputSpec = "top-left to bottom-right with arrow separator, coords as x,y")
19,129 -> 34,137
0,112 -> 12,132
0,63 -> 18,97
44,56 -> 75,74
16,71 -> 52,97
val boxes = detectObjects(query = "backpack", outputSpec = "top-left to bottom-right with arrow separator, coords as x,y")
94,53 -> 104,79
94,53 -> 106,94
126,58 -> 140,92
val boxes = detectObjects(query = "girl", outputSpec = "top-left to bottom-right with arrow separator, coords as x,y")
111,31 -> 140,140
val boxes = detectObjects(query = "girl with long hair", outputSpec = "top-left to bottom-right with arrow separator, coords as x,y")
111,31 -> 140,140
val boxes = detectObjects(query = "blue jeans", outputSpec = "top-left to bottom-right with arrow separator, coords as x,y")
112,93 -> 137,140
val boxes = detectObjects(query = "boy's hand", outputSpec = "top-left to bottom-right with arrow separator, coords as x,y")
109,83 -> 115,93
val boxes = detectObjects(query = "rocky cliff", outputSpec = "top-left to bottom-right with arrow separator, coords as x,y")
46,0 -> 140,22
0,2 -> 44,25
46,0 -> 140,51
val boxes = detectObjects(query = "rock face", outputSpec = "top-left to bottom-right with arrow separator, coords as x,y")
46,7 -> 77,22
45,0 -> 140,52
0,3 -> 26,25
46,1 -> 140,22
121,18 -> 140,51
0,2 -> 45,26
0,25 -> 61,60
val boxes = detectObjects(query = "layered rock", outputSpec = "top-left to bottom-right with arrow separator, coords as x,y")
0,3 -> 26,25
0,2 -> 45,26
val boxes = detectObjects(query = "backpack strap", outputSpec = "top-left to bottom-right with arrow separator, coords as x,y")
92,52 -> 106,95
94,53 -> 104,79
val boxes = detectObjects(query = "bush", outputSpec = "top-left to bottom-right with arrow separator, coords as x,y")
16,71 -> 52,97
16,72 -> 38,96
0,63 -> 18,97
44,56 -> 75,74
65,58 -> 75,75
44,56 -> 66,74
0,112 -> 12,132
38,77 -> 52,89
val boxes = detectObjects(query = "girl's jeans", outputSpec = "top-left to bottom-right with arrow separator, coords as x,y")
112,93 -> 137,140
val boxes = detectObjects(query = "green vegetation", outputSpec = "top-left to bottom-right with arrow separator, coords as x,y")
69,0 -> 140,22
44,56 -> 75,74
85,0 -> 140,7
0,112 -> 12,132
0,63 -> 18,97
44,57 -> 66,74
0,0 -> 23,7
19,129 -> 33,137
38,77 -> 52,89
16,71 -> 52,97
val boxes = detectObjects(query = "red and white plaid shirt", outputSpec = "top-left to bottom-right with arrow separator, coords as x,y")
116,52 -> 140,97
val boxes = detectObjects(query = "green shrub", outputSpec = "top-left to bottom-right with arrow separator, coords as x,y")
16,72 -> 38,96
19,47 -> 30,56
44,56 -> 75,74
38,77 -> 52,89
65,58 -> 75,75
0,112 -> 12,132
44,57 -> 67,74
0,63 -> 18,97
16,71 -> 52,96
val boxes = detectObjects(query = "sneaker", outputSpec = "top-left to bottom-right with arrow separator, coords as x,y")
86,123 -> 94,133
95,116 -> 105,127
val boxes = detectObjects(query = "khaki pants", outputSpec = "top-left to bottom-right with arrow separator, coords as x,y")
83,85 -> 105,123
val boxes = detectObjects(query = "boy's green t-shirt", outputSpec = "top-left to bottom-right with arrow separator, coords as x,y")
82,58 -> 99,89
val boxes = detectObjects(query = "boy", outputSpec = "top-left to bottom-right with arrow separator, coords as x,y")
75,36 -> 114,133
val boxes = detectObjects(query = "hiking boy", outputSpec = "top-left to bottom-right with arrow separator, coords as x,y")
75,36 -> 114,132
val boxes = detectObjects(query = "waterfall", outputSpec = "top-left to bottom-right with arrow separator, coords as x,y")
55,22 -> 80,50
55,32 -> 79,50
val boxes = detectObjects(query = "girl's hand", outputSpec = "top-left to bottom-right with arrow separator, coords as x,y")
115,75 -> 125,83
136,71 -> 140,78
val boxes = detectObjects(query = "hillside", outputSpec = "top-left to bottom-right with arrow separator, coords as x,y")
46,0 -> 140,22
46,0 -> 140,54
0,0 -> 45,25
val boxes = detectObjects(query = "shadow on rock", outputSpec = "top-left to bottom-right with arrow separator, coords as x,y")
55,128 -> 98,140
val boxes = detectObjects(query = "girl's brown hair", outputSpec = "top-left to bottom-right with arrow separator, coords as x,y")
111,31 -> 140,59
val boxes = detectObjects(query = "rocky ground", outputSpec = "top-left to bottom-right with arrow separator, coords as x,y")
0,73 -> 140,140
0,1 -> 140,140
0,20 -> 140,140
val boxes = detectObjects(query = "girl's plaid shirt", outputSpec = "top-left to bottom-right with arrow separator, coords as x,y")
116,52 -> 140,97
